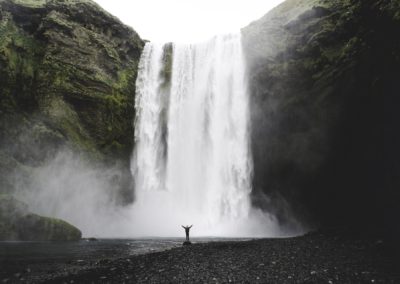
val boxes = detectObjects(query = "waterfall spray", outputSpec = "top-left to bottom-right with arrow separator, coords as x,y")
131,34 -> 280,237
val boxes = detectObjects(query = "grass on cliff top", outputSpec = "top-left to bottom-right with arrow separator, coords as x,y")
8,0 -> 96,8
9,0 -> 47,8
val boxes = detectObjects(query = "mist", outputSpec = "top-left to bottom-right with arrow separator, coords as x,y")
13,149 -> 135,238
8,147 -> 302,238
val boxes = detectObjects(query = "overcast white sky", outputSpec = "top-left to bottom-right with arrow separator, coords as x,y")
93,0 -> 285,43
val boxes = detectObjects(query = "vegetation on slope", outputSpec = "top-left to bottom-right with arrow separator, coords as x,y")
0,194 -> 82,241
0,0 -> 144,237
0,0 -> 144,197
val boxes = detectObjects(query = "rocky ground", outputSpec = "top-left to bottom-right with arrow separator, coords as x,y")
2,230 -> 398,283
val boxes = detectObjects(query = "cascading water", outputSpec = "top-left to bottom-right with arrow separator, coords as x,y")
131,33 -> 280,237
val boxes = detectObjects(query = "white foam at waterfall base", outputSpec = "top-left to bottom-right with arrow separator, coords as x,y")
130,33 -> 282,237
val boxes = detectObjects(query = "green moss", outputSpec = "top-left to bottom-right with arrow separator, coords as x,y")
45,11 -> 74,32
0,0 -> 144,193
10,0 -> 47,8
33,214 -> 82,241
0,9 -> 45,114
340,37 -> 361,57
0,196 -> 82,241
114,66 -> 138,93
103,43 -> 121,63
104,94 -> 127,109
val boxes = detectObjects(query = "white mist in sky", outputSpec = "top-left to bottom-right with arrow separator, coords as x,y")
93,0 -> 285,43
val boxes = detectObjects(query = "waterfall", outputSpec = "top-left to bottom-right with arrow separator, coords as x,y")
131,34 -> 279,237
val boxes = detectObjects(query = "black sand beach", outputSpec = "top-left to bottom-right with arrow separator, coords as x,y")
2,231 -> 399,283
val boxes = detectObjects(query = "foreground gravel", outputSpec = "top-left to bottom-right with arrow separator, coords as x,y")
37,231 -> 400,284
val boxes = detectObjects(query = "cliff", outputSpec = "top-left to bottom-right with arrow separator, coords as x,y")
242,0 -> 400,236
0,0 -> 144,239
0,0 -> 144,198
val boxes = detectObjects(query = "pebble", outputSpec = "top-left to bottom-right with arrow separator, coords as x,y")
2,232 -> 396,283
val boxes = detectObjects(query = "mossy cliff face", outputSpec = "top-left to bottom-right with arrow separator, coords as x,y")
0,194 -> 82,241
0,0 -> 144,159
0,0 -> 144,197
242,0 -> 400,235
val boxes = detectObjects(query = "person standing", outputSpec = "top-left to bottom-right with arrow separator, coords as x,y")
181,225 -> 193,241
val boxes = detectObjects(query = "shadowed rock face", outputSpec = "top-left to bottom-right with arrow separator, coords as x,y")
0,0 -> 144,201
242,0 -> 400,237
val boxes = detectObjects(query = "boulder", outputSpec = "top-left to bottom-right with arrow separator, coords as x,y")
0,194 -> 82,241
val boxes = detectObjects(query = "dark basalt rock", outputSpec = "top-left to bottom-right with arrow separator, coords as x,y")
35,232 -> 399,283
183,241 -> 192,246
242,0 -> 400,238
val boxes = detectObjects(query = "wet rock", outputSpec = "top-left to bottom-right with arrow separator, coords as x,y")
83,237 -> 98,242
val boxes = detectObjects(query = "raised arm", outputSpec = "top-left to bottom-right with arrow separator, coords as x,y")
189,225 -> 193,228
181,225 -> 185,229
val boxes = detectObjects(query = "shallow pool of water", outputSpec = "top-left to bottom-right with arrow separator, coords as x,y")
0,237 -> 250,262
